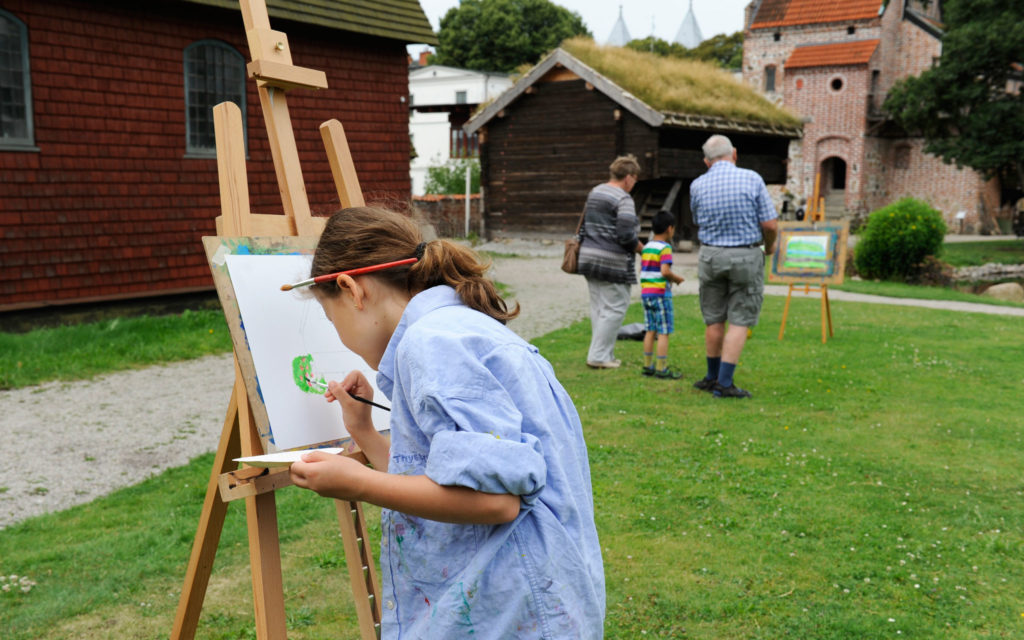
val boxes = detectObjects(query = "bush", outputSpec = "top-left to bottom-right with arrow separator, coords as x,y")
424,159 -> 480,195
853,198 -> 947,280
906,255 -> 954,287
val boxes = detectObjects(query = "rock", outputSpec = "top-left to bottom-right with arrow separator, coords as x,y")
981,282 -> 1024,302
954,263 -> 1024,281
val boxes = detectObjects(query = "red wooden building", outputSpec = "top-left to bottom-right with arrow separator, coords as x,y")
0,0 -> 435,313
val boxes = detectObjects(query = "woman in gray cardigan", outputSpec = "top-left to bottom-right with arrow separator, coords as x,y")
577,155 -> 643,369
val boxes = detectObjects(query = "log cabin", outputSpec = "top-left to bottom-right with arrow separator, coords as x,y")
465,39 -> 803,243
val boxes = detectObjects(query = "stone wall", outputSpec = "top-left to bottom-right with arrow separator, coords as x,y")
412,194 -> 483,239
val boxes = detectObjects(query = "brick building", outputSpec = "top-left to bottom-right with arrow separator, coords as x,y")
742,0 -> 999,230
0,0 -> 435,312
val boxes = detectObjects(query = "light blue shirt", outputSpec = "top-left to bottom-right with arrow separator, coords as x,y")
690,160 -> 777,246
375,285 -> 605,639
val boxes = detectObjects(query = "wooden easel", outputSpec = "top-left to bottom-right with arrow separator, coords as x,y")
171,1 -> 381,638
770,191 -> 848,345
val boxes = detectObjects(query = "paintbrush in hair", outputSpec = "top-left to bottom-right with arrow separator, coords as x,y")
281,257 -> 418,291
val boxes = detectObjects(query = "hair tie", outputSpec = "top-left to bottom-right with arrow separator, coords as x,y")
414,242 -> 427,260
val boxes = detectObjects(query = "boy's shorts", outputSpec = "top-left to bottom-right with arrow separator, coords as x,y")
642,295 -> 674,335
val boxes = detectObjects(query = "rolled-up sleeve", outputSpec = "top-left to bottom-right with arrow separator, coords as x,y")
425,430 -> 546,505
398,336 -> 550,506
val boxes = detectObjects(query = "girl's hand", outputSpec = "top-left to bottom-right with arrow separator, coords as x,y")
320,370 -> 391,470
290,450 -> 372,502
323,371 -> 376,434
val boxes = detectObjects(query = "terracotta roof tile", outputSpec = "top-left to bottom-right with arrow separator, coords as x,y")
751,0 -> 882,29
785,40 -> 880,69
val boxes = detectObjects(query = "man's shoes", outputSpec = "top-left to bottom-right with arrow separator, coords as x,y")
654,366 -> 684,380
587,359 -> 622,369
641,366 -> 655,376
713,383 -> 752,399
693,376 -> 717,392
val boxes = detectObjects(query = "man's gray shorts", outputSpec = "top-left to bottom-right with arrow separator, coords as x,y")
698,245 -> 765,327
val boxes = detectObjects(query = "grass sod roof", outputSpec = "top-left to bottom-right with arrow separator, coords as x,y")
181,0 -> 437,45
560,37 -> 801,131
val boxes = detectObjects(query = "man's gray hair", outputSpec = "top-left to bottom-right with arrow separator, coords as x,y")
702,135 -> 734,161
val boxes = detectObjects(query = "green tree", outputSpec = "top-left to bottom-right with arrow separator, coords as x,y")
424,159 -> 481,195
625,37 -> 688,58
625,32 -> 744,70
883,0 -> 1024,188
434,0 -> 591,72
687,32 -> 744,70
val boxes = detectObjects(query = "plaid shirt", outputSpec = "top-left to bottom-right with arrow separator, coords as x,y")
690,161 -> 777,246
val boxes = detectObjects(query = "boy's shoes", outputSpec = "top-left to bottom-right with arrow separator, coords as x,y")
654,366 -> 684,380
641,366 -> 655,376
587,359 -> 622,369
713,383 -> 752,399
693,376 -> 717,392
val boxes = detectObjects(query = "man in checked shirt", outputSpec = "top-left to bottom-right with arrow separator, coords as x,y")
690,135 -> 778,399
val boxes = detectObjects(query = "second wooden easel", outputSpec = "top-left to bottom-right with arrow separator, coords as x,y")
772,174 -> 848,345
171,1 -> 381,638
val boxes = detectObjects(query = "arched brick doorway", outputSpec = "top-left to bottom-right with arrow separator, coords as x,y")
821,156 -> 847,218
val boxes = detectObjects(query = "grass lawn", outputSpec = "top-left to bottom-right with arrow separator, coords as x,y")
1,294 -> 1022,638
0,309 -> 232,390
940,240 -> 1024,268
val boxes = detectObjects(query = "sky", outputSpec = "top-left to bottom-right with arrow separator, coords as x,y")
408,0 -> 750,51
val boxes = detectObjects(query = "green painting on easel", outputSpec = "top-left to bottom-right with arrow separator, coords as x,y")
769,221 -> 850,285
781,235 -> 831,272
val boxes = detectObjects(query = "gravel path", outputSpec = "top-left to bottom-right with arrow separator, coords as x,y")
1,240 -> 1020,528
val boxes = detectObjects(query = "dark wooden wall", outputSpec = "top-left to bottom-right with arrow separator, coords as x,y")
481,78 -> 667,236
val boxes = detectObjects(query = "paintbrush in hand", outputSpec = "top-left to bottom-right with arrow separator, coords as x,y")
306,375 -> 390,412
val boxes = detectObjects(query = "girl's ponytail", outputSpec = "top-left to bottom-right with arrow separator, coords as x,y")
312,207 -> 520,324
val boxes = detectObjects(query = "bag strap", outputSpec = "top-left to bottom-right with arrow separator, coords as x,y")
574,207 -> 586,235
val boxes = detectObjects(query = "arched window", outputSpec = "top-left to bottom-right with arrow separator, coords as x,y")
0,10 -> 35,149
183,40 -> 246,156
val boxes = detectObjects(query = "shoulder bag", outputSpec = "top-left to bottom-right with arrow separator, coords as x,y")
560,208 -> 586,275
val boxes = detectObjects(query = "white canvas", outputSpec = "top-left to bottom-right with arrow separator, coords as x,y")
225,254 -> 389,450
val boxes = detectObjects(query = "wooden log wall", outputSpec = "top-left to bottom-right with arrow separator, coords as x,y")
480,79 -> 657,236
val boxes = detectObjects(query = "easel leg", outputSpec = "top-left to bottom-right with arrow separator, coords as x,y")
336,500 -> 383,639
824,284 -> 834,339
234,367 -> 288,640
171,388 -> 242,640
820,286 -> 828,344
778,284 -> 794,341
246,492 -> 287,639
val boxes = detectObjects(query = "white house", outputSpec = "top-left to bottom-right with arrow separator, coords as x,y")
409,62 -> 512,195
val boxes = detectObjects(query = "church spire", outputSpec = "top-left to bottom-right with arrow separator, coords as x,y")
674,0 -> 704,49
606,4 -> 632,47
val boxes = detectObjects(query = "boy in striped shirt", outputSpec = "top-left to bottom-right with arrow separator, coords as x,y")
640,210 -> 686,379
